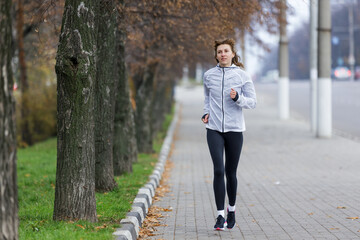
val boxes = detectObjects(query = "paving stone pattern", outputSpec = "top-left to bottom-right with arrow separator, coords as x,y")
148,85 -> 360,240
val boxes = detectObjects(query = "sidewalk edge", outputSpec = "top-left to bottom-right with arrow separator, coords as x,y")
113,102 -> 180,240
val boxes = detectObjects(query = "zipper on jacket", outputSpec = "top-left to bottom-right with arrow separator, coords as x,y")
221,68 -> 225,132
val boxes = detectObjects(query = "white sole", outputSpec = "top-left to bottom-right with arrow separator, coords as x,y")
214,222 -> 227,231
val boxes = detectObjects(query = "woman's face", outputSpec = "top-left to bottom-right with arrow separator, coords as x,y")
216,44 -> 235,67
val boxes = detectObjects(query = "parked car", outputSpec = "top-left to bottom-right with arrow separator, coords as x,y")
355,66 -> 360,80
333,66 -> 351,80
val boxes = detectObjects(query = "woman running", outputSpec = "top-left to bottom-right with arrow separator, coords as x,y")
202,38 -> 257,231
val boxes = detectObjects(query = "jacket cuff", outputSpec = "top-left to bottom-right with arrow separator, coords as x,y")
232,92 -> 239,102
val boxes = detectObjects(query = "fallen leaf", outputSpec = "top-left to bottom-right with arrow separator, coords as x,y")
76,224 -> 85,229
337,206 -> 346,209
138,160 -> 173,239
346,217 -> 359,220
308,212 -> 314,216
330,228 -> 340,230
95,224 -> 107,230
25,173 -> 31,177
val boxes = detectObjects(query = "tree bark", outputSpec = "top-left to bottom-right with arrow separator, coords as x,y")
150,65 -> 175,139
113,14 -> 138,176
0,0 -> 19,238
16,0 -> 32,145
134,61 -> 158,153
151,78 -> 172,138
53,0 -> 97,222
94,0 -> 117,192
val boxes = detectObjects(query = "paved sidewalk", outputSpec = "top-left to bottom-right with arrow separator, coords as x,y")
148,84 -> 360,240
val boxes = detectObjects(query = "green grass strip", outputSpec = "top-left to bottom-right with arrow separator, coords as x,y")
18,107 -> 174,240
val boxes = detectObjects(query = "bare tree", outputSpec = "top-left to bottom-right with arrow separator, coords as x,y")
1,0 -> 18,238
53,0 -> 97,222
94,0 -> 117,192
16,0 -> 32,145
113,3 -> 138,175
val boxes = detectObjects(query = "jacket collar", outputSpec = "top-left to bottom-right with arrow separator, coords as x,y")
216,64 -> 237,70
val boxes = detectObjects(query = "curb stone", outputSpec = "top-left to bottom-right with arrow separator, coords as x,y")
113,103 -> 179,240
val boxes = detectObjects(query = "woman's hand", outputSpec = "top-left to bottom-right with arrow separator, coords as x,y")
202,114 -> 209,123
230,88 -> 239,102
230,88 -> 237,99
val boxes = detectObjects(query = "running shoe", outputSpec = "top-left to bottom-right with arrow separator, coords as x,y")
214,215 -> 227,231
226,209 -> 235,229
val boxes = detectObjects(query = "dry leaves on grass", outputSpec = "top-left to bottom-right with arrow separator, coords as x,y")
95,224 -> 107,230
76,224 -> 85,229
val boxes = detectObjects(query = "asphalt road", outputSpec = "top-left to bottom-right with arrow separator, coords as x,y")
255,80 -> 360,140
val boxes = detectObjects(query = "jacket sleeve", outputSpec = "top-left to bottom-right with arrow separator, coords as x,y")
203,74 -> 210,114
235,74 -> 257,109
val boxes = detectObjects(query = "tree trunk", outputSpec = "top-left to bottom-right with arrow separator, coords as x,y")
151,67 -> 175,138
0,0 -> 18,238
53,0 -> 97,222
134,61 -> 158,153
94,0 -> 117,192
151,78 -> 170,138
113,15 -> 138,176
188,63 -> 196,80
16,0 -> 32,145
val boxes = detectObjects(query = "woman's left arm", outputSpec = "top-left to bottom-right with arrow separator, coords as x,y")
234,77 -> 257,109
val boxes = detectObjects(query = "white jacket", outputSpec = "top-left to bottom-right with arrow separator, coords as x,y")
203,64 -> 257,132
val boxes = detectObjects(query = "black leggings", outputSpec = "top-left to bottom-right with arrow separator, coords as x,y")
206,129 -> 243,211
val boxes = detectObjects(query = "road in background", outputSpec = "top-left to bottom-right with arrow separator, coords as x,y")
255,80 -> 360,140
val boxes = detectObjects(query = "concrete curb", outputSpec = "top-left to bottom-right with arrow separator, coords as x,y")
113,103 -> 179,240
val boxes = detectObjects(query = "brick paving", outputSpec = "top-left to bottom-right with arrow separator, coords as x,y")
148,84 -> 360,240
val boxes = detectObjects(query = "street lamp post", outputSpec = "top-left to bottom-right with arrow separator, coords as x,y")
348,3 -> 355,81
317,0 -> 332,138
278,0 -> 289,120
310,0 -> 318,133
